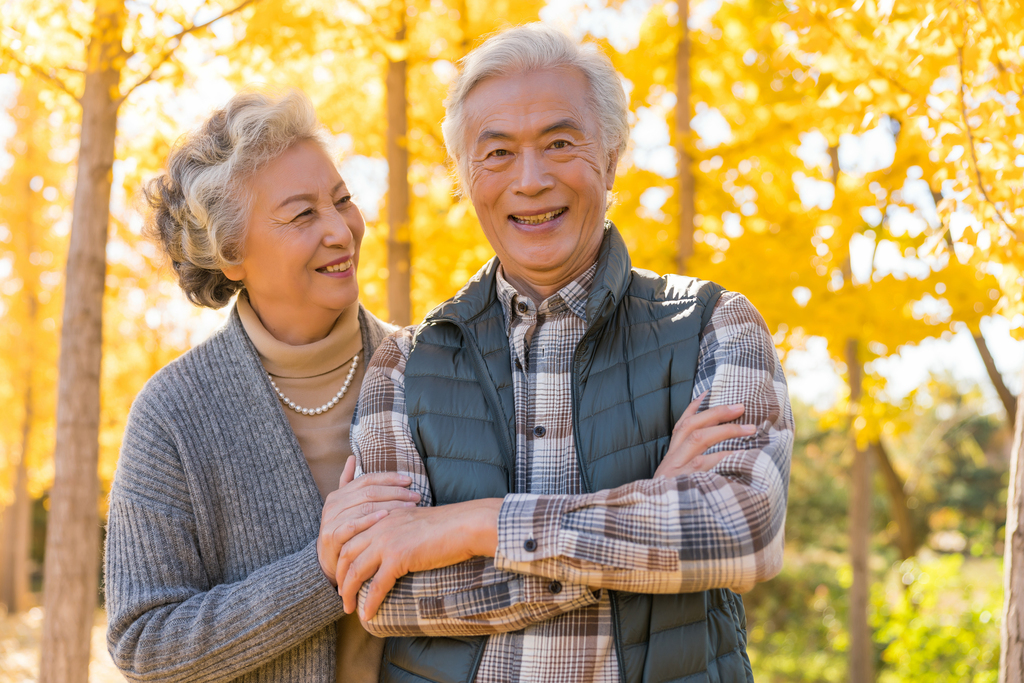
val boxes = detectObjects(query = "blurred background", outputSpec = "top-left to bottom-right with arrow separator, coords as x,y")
0,0 -> 1022,681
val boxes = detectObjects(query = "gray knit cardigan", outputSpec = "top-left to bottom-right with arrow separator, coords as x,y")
105,304 -> 395,683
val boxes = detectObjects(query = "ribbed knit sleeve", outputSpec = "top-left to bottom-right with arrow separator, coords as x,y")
105,377 -> 346,683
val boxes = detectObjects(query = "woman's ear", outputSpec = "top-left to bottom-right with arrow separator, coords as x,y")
221,263 -> 246,282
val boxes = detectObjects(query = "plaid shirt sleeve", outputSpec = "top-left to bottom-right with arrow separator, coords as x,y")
351,328 -> 600,638
493,292 -> 792,594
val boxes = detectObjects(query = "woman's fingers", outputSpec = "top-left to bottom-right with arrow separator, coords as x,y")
324,479 -> 420,518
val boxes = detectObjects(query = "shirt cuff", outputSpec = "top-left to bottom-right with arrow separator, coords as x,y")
495,493 -> 572,565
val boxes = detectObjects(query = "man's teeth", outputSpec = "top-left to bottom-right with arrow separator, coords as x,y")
322,261 -> 352,273
512,209 -> 565,225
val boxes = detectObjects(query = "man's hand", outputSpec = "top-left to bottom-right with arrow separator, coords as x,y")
317,456 -> 422,586
654,392 -> 756,479
337,498 -> 502,621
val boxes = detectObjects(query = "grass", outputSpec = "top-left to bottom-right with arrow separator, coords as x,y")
0,607 -> 125,682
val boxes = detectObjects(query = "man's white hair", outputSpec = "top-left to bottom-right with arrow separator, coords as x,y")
441,23 -> 630,194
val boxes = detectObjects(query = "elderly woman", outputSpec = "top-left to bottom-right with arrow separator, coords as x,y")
104,89 -> 416,682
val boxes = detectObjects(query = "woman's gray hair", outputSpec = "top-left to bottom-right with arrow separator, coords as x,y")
441,23 -> 630,193
144,88 -> 329,308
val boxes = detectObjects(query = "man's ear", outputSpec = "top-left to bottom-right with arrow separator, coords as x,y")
605,148 -> 620,191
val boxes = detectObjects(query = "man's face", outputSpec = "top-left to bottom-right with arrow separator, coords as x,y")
463,67 -> 618,297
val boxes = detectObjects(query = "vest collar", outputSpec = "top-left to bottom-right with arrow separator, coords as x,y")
425,221 -> 632,332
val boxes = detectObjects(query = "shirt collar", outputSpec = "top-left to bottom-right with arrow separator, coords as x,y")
495,261 -> 599,327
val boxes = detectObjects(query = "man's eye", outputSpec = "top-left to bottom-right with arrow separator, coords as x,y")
551,140 -> 570,149
335,195 -> 352,207
491,149 -> 509,157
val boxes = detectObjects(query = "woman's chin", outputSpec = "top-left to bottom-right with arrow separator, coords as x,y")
316,283 -> 360,312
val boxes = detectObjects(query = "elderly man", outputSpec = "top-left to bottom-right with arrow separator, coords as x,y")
331,23 -> 792,683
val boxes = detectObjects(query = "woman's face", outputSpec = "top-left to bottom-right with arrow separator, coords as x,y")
222,139 -> 365,345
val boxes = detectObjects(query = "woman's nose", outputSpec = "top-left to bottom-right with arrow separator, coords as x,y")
323,208 -> 354,248
511,148 -> 554,196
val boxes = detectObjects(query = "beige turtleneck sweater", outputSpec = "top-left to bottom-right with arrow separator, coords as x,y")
236,294 -> 384,683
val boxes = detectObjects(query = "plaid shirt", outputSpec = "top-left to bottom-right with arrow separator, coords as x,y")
352,263 -> 793,682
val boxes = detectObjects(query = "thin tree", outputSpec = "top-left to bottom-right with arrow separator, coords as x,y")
386,0 -> 412,326
1001,369 -> 1024,683
3,1 -> 258,679
831,143 -> 872,683
0,78 -> 48,615
674,0 -> 694,275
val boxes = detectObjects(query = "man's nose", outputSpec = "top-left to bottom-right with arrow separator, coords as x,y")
511,148 -> 554,195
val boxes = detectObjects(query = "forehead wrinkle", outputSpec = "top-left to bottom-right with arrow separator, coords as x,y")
541,118 -> 586,136
477,129 -> 513,146
474,116 -> 590,150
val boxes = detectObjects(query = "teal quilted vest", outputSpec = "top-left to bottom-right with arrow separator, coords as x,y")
383,226 -> 754,683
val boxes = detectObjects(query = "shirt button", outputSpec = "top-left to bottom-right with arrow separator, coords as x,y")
517,301 -> 528,314
548,580 -> 563,595
533,425 -> 546,437
523,538 -> 537,552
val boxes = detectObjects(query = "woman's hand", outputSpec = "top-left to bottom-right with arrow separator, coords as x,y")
336,498 -> 501,621
317,456 -> 421,586
654,392 -> 757,479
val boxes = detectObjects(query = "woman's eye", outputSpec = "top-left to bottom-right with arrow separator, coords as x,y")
335,195 -> 352,207
491,149 -> 509,158
294,208 -> 314,220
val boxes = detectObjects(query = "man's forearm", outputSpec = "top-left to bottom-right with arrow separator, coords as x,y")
347,497 -> 601,630
492,416 -> 791,594
358,562 -> 601,637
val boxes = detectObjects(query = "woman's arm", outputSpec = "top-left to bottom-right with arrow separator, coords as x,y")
105,394 -> 345,683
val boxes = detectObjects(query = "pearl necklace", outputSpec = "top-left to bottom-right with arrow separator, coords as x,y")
268,355 -> 359,416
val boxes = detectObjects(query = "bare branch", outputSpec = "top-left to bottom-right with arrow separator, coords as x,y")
118,0 -> 260,103
956,43 -> 1017,233
0,46 -> 79,101
974,331 -> 1019,421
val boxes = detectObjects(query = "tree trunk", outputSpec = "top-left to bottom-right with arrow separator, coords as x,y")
674,0 -> 694,275
848,339 -> 874,683
1000,366 -> 1024,683
386,12 -> 411,326
873,440 -> 917,560
974,332 -> 1017,421
0,384 -> 33,613
834,143 -> 873,683
0,80 -> 42,615
39,2 -> 125,681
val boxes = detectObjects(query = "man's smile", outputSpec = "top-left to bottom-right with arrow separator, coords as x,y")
509,207 -> 568,226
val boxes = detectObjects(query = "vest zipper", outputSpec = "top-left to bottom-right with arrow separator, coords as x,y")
571,330 -> 627,683
570,336 -> 595,495
447,319 -> 517,492
608,591 -> 629,683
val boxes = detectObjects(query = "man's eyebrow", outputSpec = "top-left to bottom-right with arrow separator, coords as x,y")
475,119 -> 586,147
276,181 -> 346,209
476,129 -> 512,145
541,119 -> 585,136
